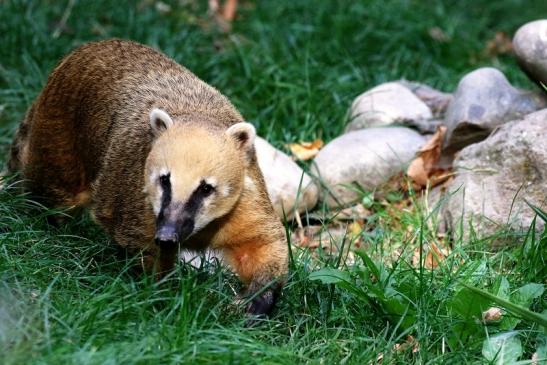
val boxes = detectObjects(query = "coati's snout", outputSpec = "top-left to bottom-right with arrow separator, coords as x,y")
154,204 -> 195,247
144,108 -> 257,245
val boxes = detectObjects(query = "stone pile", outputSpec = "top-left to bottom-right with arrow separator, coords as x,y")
256,19 -> 547,242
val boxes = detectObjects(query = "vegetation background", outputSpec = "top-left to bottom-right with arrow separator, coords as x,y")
0,1 -> 545,364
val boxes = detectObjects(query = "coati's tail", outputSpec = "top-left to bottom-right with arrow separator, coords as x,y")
5,103 -> 35,174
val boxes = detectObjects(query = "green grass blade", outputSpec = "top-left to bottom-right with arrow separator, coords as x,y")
525,200 -> 547,223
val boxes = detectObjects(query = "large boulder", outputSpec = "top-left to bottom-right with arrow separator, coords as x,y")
442,109 -> 547,242
346,82 -> 434,134
444,68 -> 546,152
255,137 -> 318,218
312,127 -> 426,207
513,20 -> 547,86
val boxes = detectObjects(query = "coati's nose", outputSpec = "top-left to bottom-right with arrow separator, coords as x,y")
154,224 -> 179,247
154,218 -> 195,247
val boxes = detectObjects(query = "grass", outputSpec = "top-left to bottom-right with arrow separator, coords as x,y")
0,0 -> 546,364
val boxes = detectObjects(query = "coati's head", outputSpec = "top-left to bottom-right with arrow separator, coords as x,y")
144,108 -> 256,247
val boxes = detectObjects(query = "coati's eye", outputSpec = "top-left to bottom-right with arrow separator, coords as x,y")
159,174 -> 170,189
199,182 -> 215,196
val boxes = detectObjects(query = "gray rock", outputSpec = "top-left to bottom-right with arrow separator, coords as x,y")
513,20 -> 547,85
443,109 -> 547,243
444,67 -> 547,152
346,82 -> 434,134
312,127 -> 426,207
180,249 -> 222,269
255,137 -> 318,218
397,80 -> 453,118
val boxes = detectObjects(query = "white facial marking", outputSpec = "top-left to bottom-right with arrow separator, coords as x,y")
205,177 -> 217,187
221,184 -> 231,197
148,168 -> 170,216
193,216 -> 209,233
244,175 -> 255,190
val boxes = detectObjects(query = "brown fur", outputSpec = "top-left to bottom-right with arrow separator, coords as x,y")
7,39 -> 288,316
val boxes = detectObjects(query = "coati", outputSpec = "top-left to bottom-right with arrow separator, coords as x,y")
6,39 -> 288,317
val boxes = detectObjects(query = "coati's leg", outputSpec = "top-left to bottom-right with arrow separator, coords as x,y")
91,194 -> 176,277
21,113 -> 90,209
222,239 -> 288,317
128,244 -> 177,278
4,105 -> 89,224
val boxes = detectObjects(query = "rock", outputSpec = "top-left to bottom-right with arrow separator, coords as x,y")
444,67 -> 547,152
513,20 -> 547,86
254,137 -> 318,218
442,109 -> 547,243
180,249 -> 222,269
312,127 -> 426,207
397,80 -> 453,118
346,82 -> 434,134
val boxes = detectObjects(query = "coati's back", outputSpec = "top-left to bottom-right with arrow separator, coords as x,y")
34,40 -> 242,179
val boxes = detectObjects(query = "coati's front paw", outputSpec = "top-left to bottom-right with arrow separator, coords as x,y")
245,288 -> 277,319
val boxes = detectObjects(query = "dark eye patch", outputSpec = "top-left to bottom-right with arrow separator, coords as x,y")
158,173 -> 172,219
198,180 -> 215,197
159,174 -> 170,189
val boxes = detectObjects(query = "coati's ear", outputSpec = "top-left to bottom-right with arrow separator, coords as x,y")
226,122 -> 256,157
149,108 -> 174,135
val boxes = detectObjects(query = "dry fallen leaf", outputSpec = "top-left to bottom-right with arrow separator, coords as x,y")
221,0 -> 238,21
428,27 -> 450,43
424,241 -> 448,269
293,225 -> 322,248
393,335 -> 420,354
348,221 -> 363,238
482,307 -> 503,322
485,31 -> 513,57
208,0 -> 239,32
407,125 -> 451,191
374,352 -> 383,364
287,139 -> 324,161
412,241 -> 449,269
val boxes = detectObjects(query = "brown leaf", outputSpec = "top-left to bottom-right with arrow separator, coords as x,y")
428,27 -> 450,43
348,221 -> 363,238
208,0 -> 239,32
482,307 -> 503,322
426,241 -> 449,269
485,31 -> 513,57
287,139 -> 324,161
407,125 -> 449,190
293,225 -> 322,248
393,335 -> 420,354
221,0 -> 238,21
375,352 -> 384,364
412,241 -> 449,269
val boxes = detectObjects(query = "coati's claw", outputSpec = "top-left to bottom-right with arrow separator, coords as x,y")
246,288 -> 276,317
244,289 -> 277,327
